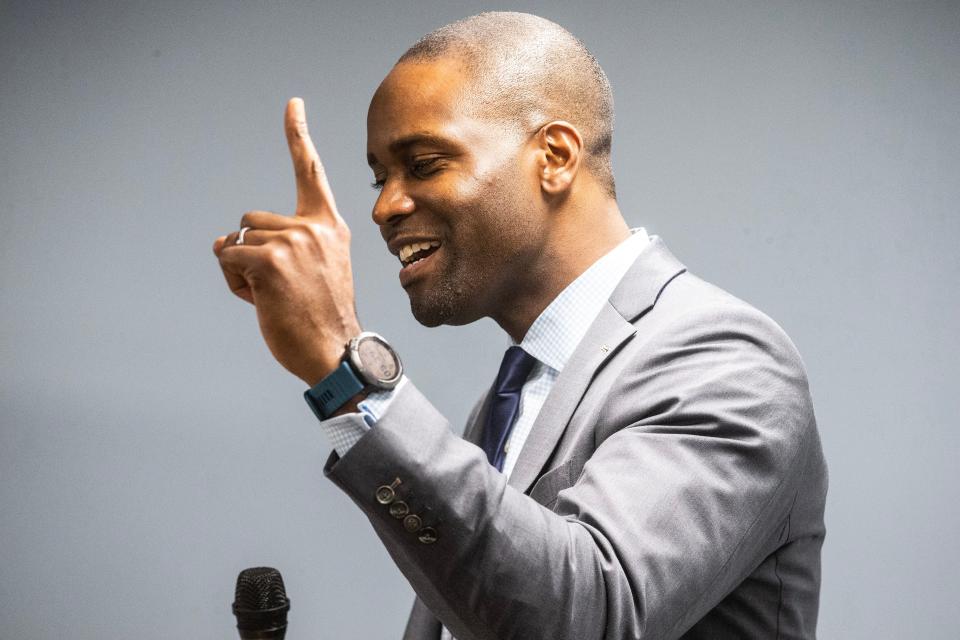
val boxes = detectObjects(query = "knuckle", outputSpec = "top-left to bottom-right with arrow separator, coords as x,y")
312,223 -> 335,244
262,245 -> 288,271
287,226 -> 310,247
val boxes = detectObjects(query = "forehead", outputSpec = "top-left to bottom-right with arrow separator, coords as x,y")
366,58 -> 483,158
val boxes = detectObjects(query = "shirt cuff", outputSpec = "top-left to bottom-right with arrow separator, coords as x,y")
314,376 -> 407,457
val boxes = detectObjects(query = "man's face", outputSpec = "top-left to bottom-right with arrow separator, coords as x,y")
366,58 -> 548,328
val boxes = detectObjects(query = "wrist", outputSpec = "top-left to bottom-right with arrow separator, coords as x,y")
330,391 -> 369,417
303,332 -> 402,421
302,363 -> 340,388
295,317 -> 363,387
300,329 -> 364,387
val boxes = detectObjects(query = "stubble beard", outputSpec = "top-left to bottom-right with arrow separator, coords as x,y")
407,244 -> 491,328
407,168 -> 533,328
408,281 -> 468,327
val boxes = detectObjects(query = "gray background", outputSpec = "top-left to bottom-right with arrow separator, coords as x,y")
2,0 -> 957,637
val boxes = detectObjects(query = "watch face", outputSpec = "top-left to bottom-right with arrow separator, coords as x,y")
353,334 -> 402,387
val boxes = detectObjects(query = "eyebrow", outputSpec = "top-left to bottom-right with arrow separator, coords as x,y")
367,133 -> 454,167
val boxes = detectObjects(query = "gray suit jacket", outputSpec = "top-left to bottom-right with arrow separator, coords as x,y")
325,237 -> 828,639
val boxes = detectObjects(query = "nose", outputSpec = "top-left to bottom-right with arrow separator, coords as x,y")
372,179 -> 415,226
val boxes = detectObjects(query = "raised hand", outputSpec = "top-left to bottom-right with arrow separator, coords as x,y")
213,98 -> 361,386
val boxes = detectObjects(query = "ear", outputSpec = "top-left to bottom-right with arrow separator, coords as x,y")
535,121 -> 583,195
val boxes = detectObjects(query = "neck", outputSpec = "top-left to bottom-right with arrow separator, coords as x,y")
493,198 -> 631,343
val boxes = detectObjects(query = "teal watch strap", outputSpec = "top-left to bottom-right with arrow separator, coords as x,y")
304,361 -> 366,420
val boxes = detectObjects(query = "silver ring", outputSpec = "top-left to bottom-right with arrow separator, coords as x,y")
236,226 -> 251,246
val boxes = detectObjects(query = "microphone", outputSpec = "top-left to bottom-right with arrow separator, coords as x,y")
232,567 -> 291,639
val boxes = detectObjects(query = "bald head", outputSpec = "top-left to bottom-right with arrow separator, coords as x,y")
398,12 -> 616,197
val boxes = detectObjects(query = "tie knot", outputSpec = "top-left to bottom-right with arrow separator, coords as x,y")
494,346 -> 537,394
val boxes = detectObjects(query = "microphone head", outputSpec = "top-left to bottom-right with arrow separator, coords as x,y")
232,567 -> 290,639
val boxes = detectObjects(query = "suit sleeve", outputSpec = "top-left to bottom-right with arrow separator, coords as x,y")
323,302 -> 819,640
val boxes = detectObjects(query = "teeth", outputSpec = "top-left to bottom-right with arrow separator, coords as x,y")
398,240 -> 441,265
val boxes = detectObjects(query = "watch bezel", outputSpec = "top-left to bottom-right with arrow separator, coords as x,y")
347,331 -> 403,390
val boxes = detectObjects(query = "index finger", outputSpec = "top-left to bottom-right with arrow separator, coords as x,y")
285,97 -> 338,221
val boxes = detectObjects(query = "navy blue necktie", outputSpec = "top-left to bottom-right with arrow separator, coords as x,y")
482,346 -> 537,471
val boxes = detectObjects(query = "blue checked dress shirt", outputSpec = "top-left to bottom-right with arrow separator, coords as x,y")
314,228 -> 649,640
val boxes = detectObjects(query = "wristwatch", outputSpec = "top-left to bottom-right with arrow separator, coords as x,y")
303,331 -> 403,420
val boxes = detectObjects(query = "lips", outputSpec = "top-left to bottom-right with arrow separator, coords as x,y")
385,233 -> 445,287
398,243 -> 441,288
398,240 -> 441,267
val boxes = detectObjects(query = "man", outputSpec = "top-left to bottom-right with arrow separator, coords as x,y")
214,12 -> 827,640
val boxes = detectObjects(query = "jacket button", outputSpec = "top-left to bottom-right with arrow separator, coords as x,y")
403,514 -> 422,532
376,478 -> 403,504
418,527 -> 438,544
389,501 -> 410,518
375,486 -> 396,504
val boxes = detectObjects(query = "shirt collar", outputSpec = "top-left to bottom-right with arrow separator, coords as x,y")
517,227 -> 649,372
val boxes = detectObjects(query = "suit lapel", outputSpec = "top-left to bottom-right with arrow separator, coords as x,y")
606,236 -> 687,324
507,303 -> 636,493
507,237 -> 687,494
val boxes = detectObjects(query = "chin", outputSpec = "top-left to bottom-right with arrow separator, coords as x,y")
408,291 -> 481,328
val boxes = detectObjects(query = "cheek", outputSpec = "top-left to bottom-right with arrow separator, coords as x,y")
431,156 -> 537,250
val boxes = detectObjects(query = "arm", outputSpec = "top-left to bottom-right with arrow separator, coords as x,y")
325,302 -> 818,640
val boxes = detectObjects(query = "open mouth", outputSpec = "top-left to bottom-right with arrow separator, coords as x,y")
399,240 -> 441,268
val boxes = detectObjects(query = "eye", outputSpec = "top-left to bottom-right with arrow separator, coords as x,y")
410,157 -> 442,179
370,178 -> 385,191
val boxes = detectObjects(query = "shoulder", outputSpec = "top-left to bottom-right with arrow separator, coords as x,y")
633,269 -> 808,379
598,268 -> 819,467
